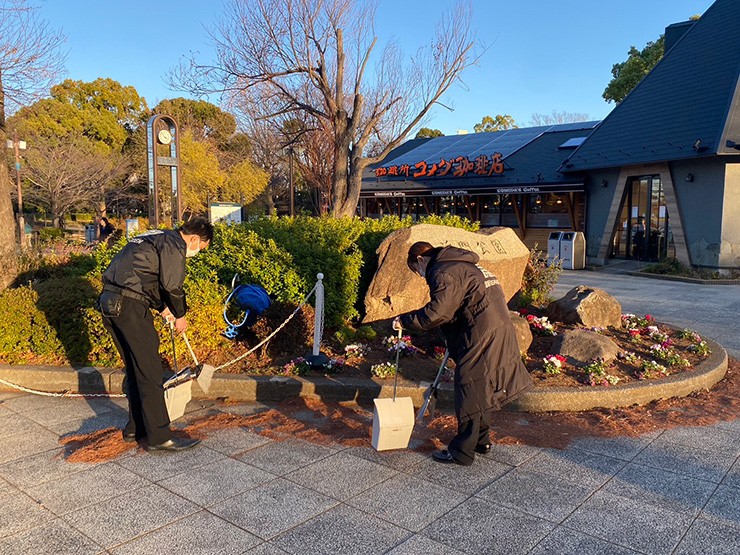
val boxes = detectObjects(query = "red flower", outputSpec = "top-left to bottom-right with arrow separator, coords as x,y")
519,309 -> 528,315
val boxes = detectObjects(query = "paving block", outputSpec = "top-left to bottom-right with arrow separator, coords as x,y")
529,527 -> 639,555
109,510 -> 261,554
236,438 -> 337,476
0,447 -> 97,489
286,451 -> 397,500
701,484 -> 740,526
568,434 -> 657,461
603,463 -> 716,516
0,518 -> 102,555
0,428 -> 61,465
408,454 -> 513,495
26,462 -> 148,515
673,517 -> 740,555
202,426 -> 271,456
421,497 -> 554,555
271,504 -> 410,555
386,534 -> 467,554
520,448 -> 627,489
157,457 -> 274,506
210,478 -> 338,540
115,444 -> 224,482
62,484 -> 198,549
0,492 -> 55,538
347,473 -> 467,532
563,490 -> 694,554
476,467 -> 595,522
631,438 -> 737,483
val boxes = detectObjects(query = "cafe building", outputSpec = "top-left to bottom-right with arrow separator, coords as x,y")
361,0 -> 740,270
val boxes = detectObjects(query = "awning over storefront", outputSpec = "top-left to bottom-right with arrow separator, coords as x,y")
360,182 -> 585,198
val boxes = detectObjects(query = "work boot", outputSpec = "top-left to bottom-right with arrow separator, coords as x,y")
146,437 -> 201,453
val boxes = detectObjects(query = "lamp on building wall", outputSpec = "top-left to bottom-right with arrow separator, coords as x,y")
601,179 -> 608,188
685,173 -> 694,182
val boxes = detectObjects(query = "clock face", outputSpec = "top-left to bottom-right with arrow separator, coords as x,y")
157,129 -> 172,145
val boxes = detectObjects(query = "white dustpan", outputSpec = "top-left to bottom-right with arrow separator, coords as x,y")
372,328 -> 414,451
163,324 -> 192,421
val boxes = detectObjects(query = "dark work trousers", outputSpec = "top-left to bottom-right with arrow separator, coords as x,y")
447,409 -> 492,466
102,297 -> 173,446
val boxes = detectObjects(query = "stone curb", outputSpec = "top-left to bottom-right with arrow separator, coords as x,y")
510,337 -> 728,412
627,271 -> 740,286
0,338 -> 727,412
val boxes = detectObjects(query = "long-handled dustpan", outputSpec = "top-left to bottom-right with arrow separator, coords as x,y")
416,349 -> 449,423
182,332 -> 216,394
372,328 -> 415,451
163,323 -> 192,421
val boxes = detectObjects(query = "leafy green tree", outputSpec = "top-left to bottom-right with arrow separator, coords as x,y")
415,128 -> 444,139
179,130 -> 225,215
154,97 -> 236,146
473,115 -> 517,133
225,158 -> 270,206
603,36 -> 665,104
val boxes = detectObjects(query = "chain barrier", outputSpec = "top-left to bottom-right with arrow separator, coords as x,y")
0,275 -> 326,398
0,377 -> 127,398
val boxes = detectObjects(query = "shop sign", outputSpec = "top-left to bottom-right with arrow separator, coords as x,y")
495,186 -> 542,194
373,191 -> 407,197
431,190 -> 469,196
375,152 -> 504,179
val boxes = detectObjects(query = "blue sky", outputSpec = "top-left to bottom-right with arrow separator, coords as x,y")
38,0 -> 715,135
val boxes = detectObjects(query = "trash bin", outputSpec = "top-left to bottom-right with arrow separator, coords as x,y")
547,231 -> 563,266
84,224 -> 96,244
560,231 -> 586,270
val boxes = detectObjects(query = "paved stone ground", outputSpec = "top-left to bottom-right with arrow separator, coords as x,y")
554,264 -> 740,360
0,268 -> 739,554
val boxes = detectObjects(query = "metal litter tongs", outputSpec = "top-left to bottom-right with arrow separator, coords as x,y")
416,348 -> 450,423
162,322 -> 215,393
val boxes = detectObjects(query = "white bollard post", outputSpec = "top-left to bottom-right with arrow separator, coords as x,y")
305,273 -> 329,367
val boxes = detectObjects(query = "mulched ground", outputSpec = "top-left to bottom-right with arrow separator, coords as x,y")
61,357 -> 739,463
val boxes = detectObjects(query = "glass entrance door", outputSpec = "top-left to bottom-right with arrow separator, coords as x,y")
611,176 -> 672,261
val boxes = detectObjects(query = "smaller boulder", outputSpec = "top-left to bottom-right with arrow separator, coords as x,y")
509,312 -> 533,353
553,329 -> 619,365
547,286 -> 622,329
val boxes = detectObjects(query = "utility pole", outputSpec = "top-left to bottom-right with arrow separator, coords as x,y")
6,130 -> 26,247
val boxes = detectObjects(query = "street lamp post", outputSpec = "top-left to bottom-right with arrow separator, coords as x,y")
6,130 -> 27,247
288,147 -> 295,217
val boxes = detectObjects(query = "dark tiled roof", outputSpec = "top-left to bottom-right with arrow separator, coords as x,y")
362,122 -> 599,193
562,0 -> 740,172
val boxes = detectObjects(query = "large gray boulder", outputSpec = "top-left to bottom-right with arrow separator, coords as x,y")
554,329 -> 620,365
363,224 -> 529,323
510,311 -> 533,353
547,286 -> 622,329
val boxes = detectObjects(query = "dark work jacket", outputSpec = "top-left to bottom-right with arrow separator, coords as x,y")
400,246 -> 533,422
102,229 -> 188,318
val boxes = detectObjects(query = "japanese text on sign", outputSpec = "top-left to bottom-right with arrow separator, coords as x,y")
375,153 -> 504,179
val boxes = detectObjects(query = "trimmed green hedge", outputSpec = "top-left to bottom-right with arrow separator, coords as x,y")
0,214 -> 479,366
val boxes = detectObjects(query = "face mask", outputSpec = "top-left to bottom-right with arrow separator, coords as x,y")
416,256 -> 430,277
185,239 -> 200,258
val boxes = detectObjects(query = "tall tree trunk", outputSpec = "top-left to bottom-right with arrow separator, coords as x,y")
0,80 -> 19,290
330,129 -> 351,217
0,138 -> 19,291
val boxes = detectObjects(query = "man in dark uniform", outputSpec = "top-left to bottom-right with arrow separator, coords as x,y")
393,241 -> 533,466
98,217 -> 213,452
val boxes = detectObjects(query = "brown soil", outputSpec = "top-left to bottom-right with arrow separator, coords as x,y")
62,358 -> 740,463
217,314 -> 711,389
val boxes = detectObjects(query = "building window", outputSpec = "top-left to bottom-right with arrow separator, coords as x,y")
479,195 -> 519,228
527,193 -> 569,228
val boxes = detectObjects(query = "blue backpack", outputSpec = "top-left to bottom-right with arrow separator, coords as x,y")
223,279 -> 271,338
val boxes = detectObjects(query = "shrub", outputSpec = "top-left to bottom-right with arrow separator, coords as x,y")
519,244 -> 563,307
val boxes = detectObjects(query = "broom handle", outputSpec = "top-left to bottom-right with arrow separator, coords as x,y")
392,327 -> 402,401
169,322 -> 178,374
